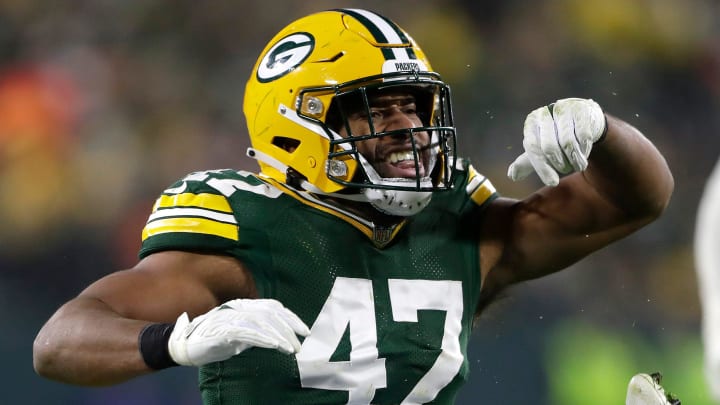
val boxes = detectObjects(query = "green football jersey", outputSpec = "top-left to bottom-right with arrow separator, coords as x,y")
139,159 -> 497,405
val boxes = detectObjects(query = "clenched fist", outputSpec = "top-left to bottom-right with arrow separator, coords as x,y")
508,98 -> 607,186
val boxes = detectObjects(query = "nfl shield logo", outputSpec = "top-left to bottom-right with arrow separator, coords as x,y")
373,226 -> 395,248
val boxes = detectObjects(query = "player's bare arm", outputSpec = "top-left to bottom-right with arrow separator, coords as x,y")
33,251 -> 257,386
479,103 -> 673,304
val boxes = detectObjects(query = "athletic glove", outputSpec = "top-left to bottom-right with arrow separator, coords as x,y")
507,98 -> 607,186
167,298 -> 310,367
625,372 -> 681,405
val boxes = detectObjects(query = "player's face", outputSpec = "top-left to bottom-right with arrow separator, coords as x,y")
339,91 -> 431,179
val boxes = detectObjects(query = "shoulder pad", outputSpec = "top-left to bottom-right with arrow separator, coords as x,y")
142,170 -> 280,243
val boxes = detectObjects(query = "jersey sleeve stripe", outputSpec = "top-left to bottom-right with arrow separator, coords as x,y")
465,164 -> 497,206
466,164 -> 479,181
141,217 -> 238,241
153,193 -> 232,213
468,178 -> 496,206
148,207 -> 237,224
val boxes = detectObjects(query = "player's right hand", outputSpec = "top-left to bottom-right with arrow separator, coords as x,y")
167,298 -> 310,367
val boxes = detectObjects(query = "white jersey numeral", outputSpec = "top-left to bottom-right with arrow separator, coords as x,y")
177,170 -> 282,198
388,279 -> 463,404
296,278 -> 386,404
207,177 -> 282,198
296,277 -> 464,405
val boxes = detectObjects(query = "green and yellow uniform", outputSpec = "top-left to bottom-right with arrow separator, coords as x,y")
139,159 -> 497,405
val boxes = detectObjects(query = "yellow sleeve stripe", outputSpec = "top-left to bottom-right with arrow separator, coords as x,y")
465,163 -> 496,206
142,217 -> 238,241
153,193 -> 231,213
469,179 -> 496,206
467,165 -> 479,182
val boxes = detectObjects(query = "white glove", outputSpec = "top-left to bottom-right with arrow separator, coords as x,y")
625,373 -> 679,405
507,98 -> 607,186
167,298 -> 310,367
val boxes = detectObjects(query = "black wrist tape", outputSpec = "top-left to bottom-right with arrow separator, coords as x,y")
138,323 -> 178,370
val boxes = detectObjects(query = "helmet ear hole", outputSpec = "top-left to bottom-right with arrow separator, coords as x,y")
271,136 -> 301,153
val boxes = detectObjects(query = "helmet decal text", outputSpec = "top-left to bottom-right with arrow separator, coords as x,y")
382,60 -> 429,74
257,33 -> 315,83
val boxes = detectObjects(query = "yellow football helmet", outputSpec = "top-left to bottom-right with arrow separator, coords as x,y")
244,8 -> 457,216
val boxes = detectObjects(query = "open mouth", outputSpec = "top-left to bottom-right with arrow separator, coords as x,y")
376,148 -> 426,178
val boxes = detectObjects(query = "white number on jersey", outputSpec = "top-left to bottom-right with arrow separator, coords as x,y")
171,170 -> 282,198
296,277 -> 464,405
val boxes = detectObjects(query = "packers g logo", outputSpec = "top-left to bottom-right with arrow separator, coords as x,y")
257,33 -> 314,82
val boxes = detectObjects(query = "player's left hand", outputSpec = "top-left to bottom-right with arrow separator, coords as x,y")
507,97 -> 607,186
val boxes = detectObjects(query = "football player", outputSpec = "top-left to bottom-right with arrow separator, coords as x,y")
33,8 -> 673,404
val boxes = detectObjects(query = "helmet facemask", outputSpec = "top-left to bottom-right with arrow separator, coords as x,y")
297,72 -> 457,216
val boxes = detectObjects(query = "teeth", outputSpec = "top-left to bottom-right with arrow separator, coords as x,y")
389,150 -> 415,164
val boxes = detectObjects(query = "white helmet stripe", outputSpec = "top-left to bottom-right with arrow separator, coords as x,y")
340,8 -> 414,61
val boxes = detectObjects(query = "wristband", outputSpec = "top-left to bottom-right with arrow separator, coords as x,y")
138,323 -> 178,370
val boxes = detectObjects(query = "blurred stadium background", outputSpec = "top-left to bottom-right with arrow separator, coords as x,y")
3,0 -> 718,403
